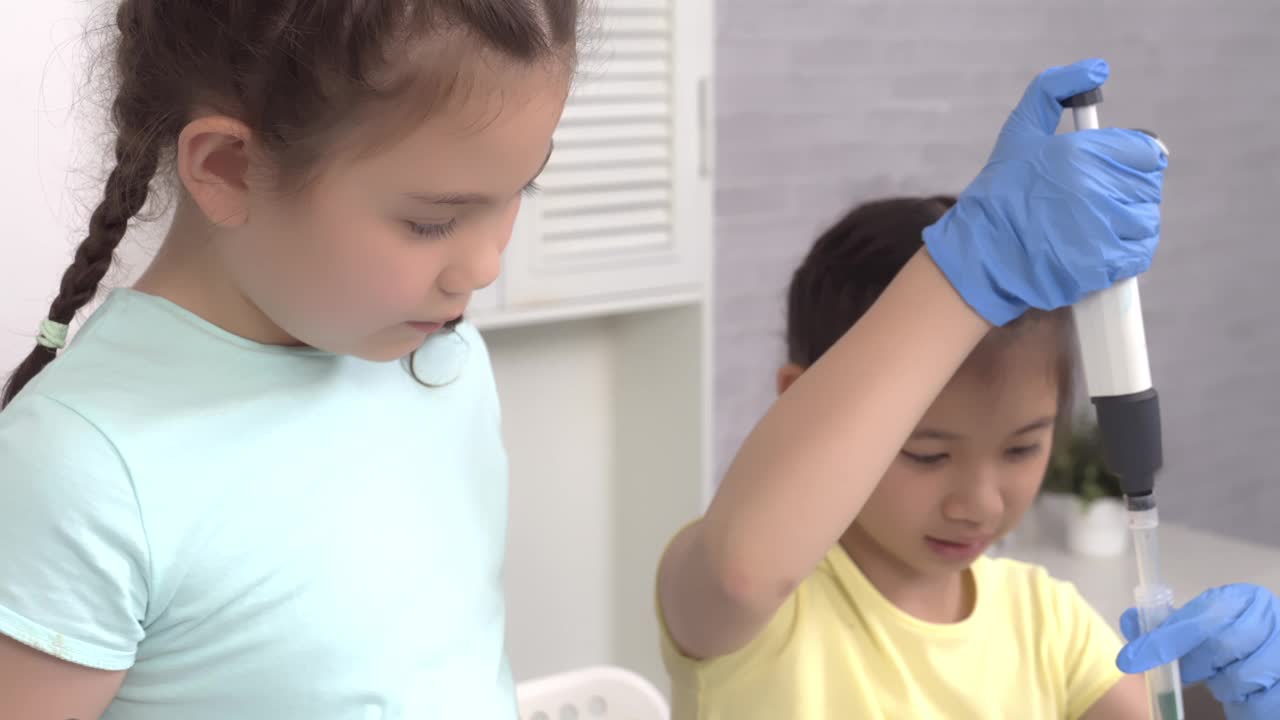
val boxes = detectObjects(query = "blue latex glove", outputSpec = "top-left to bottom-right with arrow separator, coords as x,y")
923,58 -> 1168,326
1117,584 -> 1280,719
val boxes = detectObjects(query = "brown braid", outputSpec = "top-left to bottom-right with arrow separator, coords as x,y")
2,15 -> 162,408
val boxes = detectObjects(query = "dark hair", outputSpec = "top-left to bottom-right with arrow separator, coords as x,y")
2,0 -> 582,408
786,195 -> 1076,415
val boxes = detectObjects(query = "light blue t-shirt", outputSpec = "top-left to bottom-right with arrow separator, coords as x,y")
0,289 -> 515,719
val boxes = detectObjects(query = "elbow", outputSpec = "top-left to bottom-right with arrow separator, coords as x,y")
660,523 -> 801,660
703,535 -> 802,614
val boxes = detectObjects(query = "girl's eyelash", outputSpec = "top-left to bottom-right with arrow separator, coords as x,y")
407,219 -> 457,239
1006,444 -> 1042,458
408,184 -> 539,239
902,450 -> 947,466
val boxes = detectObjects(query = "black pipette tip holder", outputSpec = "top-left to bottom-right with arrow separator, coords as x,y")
1062,88 -> 1104,108
1094,389 -> 1164,498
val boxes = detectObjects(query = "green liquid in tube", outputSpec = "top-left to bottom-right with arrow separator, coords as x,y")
1157,690 -> 1182,719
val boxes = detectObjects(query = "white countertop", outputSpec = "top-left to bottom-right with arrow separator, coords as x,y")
995,498 -> 1280,629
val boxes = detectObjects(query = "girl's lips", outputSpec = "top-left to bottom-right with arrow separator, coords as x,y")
924,536 -> 991,562
407,321 -> 444,334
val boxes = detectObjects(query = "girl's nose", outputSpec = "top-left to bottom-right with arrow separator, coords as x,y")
941,464 -> 1005,527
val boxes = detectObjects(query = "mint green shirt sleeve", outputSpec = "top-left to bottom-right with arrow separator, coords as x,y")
0,393 -> 149,670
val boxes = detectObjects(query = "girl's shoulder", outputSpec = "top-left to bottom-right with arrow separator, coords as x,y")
0,390 -> 130,487
0,391 -> 152,671
977,556 -> 1110,632
0,390 -> 142,567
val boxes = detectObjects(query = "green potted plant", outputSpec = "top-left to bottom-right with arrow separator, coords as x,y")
1041,418 -> 1128,556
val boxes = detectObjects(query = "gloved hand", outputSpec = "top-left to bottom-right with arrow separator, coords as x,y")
923,58 -> 1168,326
1117,583 -> 1280,720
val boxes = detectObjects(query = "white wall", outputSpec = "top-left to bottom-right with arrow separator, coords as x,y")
712,0 -> 1280,547
2,0 -> 91,362
0,0 -> 155,369
494,306 -> 708,688
490,320 -> 618,680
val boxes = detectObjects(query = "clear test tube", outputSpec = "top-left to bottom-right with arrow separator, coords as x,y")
1134,583 -> 1184,720
1128,500 -> 1162,588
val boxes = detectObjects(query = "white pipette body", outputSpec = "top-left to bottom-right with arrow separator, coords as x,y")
1069,105 -> 1155,400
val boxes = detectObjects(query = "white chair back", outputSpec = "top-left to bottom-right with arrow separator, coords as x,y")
516,665 -> 669,720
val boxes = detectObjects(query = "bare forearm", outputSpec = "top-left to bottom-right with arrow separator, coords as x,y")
1080,675 -> 1148,719
0,635 -> 123,720
705,248 -> 987,593
661,249 -> 990,658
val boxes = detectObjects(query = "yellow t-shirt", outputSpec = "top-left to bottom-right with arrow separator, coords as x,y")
660,547 -> 1124,720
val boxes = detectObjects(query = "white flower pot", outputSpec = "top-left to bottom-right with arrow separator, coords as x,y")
1065,497 -> 1128,557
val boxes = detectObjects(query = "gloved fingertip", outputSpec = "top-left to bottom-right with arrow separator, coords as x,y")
1120,607 -> 1142,642
1080,57 -> 1110,84
1115,644 -> 1144,674
1142,135 -> 1169,169
1131,128 -> 1170,159
1152,144 -> 1169,170
1089,127 -> 1169,173
1106,257 -> 1149,286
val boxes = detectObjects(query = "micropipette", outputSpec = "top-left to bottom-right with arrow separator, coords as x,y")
1063,88 -> 1183,720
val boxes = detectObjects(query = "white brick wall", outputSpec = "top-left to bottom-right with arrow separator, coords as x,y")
713,0 -> 1280,546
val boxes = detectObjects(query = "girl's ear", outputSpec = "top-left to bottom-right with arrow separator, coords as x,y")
776,363 -> 806,396
176,115 -> 257,228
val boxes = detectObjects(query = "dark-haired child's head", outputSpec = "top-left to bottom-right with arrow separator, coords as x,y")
779,196 -> 1076,582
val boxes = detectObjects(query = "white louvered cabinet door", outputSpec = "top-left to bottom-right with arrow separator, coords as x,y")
501,0 -> 712,311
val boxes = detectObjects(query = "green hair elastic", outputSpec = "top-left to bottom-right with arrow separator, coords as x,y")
36,319 -> 69,350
